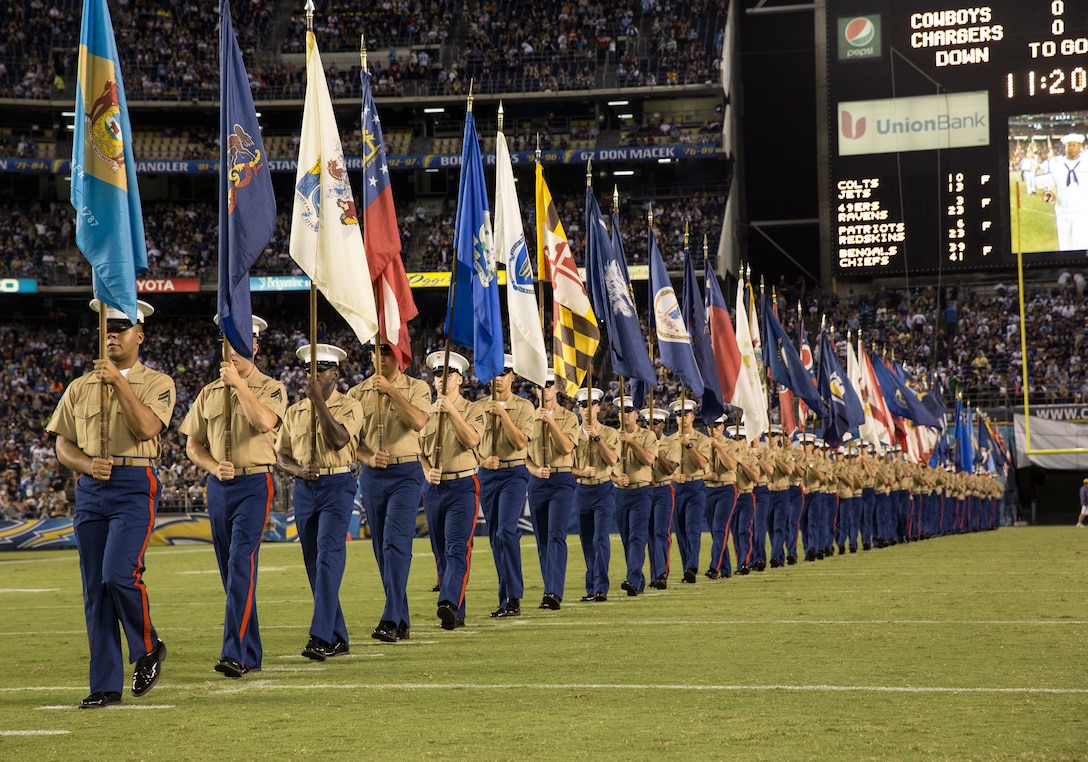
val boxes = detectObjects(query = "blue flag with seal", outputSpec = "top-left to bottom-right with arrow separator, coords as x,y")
869,352 -> 942,429
816,329 -> 864,448
648,227 -> 703,397
446,110 -> 503,383
584,187 -> 654,386
71,0 -> 146,323
761,295 -> 825,416
682,248 -> 723,422
218,0 -> 275,360
954,399 -> 976,473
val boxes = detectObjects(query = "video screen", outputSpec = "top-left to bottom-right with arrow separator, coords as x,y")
1009,111 -> 1088,254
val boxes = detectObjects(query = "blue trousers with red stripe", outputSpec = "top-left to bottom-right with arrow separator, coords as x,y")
674,479 -> 706,573
73,466 -> 161,695
768,488 -> 791,565
614,485 -> 652,592
479,466 -> 528,607
360,461 -> 425,629
576,481 -> 614,597
527,472 -> 576,600
752,485 -> 770,564
733,491 -> 756,568
786,485 -> 804,560
293,472 -> 355,646
706,484 -> 738,576
424,474 -> 479,618
648,483 -> 675,581
207,471 -> 275,670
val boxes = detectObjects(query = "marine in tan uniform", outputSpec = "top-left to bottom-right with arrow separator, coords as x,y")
47,300 -> 175,708
525,369 -> 580,610
704,414 -> 740,579
572,386 -> 618,601
179,314 -> 286,678
612,395 -> 658,595
664,399 -> 712,583
478,354 -> 536,618
348,341 -> 430,642
420,351 -> 485,630
276,343 -> 362,660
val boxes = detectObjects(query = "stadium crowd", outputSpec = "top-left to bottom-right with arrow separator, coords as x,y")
0,0 -> 724,102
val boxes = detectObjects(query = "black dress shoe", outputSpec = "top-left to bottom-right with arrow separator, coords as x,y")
621,580 -> 639,596
395,625 -> 410,641
437,602 -> 457,630
754,561 -> 766,572
79,691 -> 122,709
594,592 -> 607,602
682,568 -> 697,583
721,570 -> 731,579
787,555 -> 797,565
431,583 -> 441,592
215,656 -> 247,678
849,545 -> 858,553
862,542 -> 871,551
579,594 -> 596,602
805,549 -> 817,562
329,639 -> 350,656
816,550 -> 825,559
837,545 -> 846,555
493,600 -> 521,617
704,568 -> 720,580
131,639 -> 166,697
372,622 -> 399,643
770,558 -> 781,568
302,636 -> 335,661
738,565 -> 750,575
541,592 -> 561,610
455,618 -> 466,628
649,576 -> 667,590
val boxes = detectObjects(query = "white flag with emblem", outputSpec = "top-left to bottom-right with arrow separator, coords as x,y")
288,27 -> 378,345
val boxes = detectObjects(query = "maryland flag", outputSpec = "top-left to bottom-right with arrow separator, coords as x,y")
535,164 -> 599,395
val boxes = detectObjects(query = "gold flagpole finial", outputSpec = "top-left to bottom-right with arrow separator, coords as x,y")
466,79 -> 474,112
497,101 -> 504,132
360,34 -> 367,70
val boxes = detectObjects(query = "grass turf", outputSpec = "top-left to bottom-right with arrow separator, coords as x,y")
1,526 -> 1086,760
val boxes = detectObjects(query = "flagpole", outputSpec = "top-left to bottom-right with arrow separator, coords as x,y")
304,2 -> 319,457
760,276 -> 772,435
534,137 -> 547,468
361,33 -> 387,453
646,204 -> 655,429
99,308 -> 110,459
222,334 -> 233,461
436,87 -> 474,472
679,222 -> 690,443
491,101 -> 505,458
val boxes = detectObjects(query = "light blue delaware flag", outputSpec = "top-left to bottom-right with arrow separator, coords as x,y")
446,110 -> 503,383
71,0 -> 146,323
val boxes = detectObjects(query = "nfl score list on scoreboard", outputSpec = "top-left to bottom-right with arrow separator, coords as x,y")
821,1 -> 1088,277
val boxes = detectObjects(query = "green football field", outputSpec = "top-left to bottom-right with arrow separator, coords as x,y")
2,527 -> 1086,760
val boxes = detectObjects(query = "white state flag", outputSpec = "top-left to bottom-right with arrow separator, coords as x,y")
733,275 -> 769,438
847,334 -> 889,446
494,125 -> 547,386
289,30 -> 378,346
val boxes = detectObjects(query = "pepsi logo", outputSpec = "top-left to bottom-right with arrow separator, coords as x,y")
844,17 -> 875,47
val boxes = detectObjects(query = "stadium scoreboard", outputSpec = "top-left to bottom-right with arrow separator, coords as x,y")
820,1 -> 1088,277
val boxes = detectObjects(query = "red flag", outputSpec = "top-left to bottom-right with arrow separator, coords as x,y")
361,68 -> 416,369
